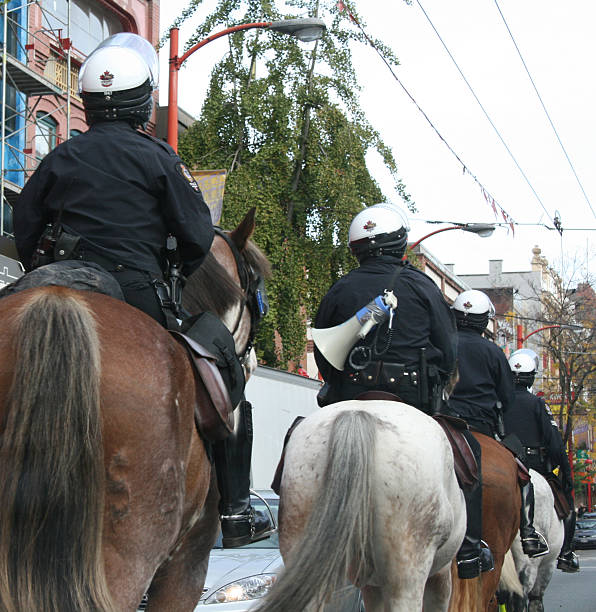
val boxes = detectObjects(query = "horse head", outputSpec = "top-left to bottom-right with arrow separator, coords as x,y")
182,207 -> 271,379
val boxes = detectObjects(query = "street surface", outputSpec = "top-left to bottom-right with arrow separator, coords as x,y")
542,550 -> 596,611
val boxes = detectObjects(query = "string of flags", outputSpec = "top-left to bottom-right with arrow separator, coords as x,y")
337,0 -> 516,235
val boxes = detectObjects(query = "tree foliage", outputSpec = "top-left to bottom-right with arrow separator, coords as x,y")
537,265 -> 596,447
167,0 -> 413,367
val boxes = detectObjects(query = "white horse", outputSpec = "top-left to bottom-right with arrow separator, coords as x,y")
254,400 -> 466,612
498,469 -> 564,612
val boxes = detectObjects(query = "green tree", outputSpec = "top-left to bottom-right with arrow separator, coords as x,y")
166,0 -> 413,367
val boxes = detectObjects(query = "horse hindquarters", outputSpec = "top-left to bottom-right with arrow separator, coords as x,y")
262,402 -> 464,612
0,287 -> 114,612
255,409 -> 379,612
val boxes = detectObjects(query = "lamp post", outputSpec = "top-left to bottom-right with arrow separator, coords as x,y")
515,324 -> 571,350
403,223 -> 495,261
167,18 -> 326,152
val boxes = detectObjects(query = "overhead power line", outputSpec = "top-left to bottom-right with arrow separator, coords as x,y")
415,0 -> 555,227
337,2 -> 516,233
493,1 -> 596,221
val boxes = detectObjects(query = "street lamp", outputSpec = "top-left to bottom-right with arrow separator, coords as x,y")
167,18 -> 327,152
403,223 -> 495,260
516,324 -> 576,350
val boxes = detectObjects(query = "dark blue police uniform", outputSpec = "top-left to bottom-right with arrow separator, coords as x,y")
14,121 -> 214,325
446,327 -> 514,436
314,255 -> 457,409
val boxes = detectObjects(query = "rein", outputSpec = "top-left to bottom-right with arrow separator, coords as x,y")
214,228 -> 262,365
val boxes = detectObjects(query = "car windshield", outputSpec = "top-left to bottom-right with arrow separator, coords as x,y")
213,498 -> 279,549
577,520 -> 596,529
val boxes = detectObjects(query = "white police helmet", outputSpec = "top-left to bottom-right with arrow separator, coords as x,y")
348,204 -> 410,260
78,33 -> 158,126
452,290 -> 495,317
510,348 -> 539,371
508,352 -> 537,374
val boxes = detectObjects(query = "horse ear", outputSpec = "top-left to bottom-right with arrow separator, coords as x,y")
230,207 -> 256,251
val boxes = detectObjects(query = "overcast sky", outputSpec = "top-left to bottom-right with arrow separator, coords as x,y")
158,1 -> 596,280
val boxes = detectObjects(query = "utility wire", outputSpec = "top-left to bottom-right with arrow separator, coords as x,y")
337,2 -> 516,230
494,0 -> 596,221
416,0 -> 555,227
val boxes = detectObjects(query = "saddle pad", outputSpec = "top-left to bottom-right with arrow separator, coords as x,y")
433,414 -> 479,492
0,260 -> 124,300
544,472 -> 572,520
271,416 -> 305,495
171,331 -> 234,442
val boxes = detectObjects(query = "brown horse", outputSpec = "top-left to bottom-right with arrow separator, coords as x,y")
448,432 -> 522,612
0,209 -> 269,611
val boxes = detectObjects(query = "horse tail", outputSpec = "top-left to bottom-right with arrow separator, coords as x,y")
256,409 -> 378,612
0,288 -> 114,612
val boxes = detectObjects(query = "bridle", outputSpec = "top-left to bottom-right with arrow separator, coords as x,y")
214,228 -> 268,365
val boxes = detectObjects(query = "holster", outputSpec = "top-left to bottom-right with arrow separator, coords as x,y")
350,360 -> 418,390
54,231 -> 81,261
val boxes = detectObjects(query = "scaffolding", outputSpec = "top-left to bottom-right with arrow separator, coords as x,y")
0,0 -> 77,238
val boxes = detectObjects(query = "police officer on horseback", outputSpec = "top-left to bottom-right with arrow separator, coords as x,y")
505,351 -> 580,573
314,203 -> 457,410
444,290 -> 549,566
13,33 -> 272,548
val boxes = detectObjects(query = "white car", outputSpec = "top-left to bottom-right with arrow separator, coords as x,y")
195,490 -> 364,611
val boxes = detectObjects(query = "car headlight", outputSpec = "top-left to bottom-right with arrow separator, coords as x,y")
203,574 -> 277,604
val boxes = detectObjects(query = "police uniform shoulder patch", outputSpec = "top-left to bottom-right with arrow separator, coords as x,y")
176,162 -> 200,192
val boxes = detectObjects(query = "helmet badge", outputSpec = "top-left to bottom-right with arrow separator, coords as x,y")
100,70 -> 114,88
363,220 -> 377,232
463,300 -> 473,309
514,362 -> 522,370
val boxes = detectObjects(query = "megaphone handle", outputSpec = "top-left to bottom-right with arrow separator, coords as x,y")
358,318 -> 376,339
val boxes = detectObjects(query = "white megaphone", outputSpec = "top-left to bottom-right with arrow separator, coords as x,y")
312,290 -> 398,371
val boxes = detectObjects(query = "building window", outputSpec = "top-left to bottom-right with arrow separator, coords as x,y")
42,0 -> 123,56
35,113 -> 58,159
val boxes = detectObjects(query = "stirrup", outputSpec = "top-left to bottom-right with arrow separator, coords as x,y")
557,551 -> 580,573
522,531 -> 549,558
457,556 -> 481,580
480,540 -> 495,573
220,490 -> 278,548
250,489 -> 278,531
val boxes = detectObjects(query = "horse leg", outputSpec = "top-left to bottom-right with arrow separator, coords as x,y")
424,564 -> 453,611
145,466 -> 218,611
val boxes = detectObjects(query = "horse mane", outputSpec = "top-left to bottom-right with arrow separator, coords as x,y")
182,234 -> 271,318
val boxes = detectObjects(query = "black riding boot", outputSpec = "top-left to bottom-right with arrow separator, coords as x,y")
520,481 -> 549,557
456,433 -> 494,579
557,510 -> 580,572
214,399 -> 274,548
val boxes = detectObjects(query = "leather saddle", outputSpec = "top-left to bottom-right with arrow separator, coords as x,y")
544,472 -> 571,520
171,331 -> 235,442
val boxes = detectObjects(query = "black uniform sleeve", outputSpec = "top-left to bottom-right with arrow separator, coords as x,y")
158,152 -> 214,277
494,348 -> 515,413
13,160 -> 53,271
